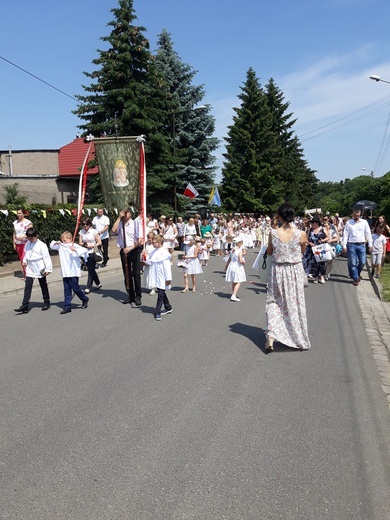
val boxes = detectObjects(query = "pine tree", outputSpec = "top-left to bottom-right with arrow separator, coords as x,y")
264,78 -> 318,211
73,0 -> 171,211
221,68 -> 284,213
221,69 -> 317,214
154,29 -> 219,216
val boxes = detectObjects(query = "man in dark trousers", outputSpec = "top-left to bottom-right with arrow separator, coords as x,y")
112,207 -> 144,305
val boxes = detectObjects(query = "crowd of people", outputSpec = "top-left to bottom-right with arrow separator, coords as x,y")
12,205 -> 388,351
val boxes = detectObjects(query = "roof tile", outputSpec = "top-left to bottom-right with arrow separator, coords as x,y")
58,138 -> 98,177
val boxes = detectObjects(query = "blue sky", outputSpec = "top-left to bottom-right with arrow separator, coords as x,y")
1,0 -> 390,183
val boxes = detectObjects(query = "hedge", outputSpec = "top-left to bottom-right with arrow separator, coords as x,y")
0,205 -> 119,266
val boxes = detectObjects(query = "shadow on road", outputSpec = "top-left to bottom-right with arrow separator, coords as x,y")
229,322 -> 268,354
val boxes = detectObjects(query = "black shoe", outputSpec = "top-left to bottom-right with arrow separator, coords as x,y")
161,308 -> 173,315
101,263 -> 107,268
42,303 -> 50,311
81,300 -> 89,309
121,297 -> 133,304
135,298 -> 142,307
60,308 -> 72,315
14,306 -> 28,314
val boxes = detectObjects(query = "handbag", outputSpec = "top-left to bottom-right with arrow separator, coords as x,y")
312,243 -> 333,262
93,246 -> 103,263
252,245 -> 271,282
177,260 -> 188,268
335,243 -> 343,255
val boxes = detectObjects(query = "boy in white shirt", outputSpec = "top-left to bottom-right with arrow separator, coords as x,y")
50,231 -> 89,314
371,225 -> 387,279
144,235 -> 172,321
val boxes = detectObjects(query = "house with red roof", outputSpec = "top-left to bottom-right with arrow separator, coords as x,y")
0,137 -> 99,205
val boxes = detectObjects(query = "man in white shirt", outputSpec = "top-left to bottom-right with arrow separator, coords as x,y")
341,207 -> 373,285
92,208 -> 110,267
112,207 -> 144,306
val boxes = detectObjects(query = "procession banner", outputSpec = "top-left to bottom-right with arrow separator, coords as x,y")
94,136 -> 141,211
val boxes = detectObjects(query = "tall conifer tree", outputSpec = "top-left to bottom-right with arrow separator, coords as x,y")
221,68 -> 284,212
265,78 -> 318,211
73,0 -> 170,210
221,69 -> 317,213
155,29 -> 219,214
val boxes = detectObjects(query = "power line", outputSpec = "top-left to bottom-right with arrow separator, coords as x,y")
0,54 -> 78,102
299,93 -> 390,142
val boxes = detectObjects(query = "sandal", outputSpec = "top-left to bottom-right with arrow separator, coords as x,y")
181,288 -> 189,293
192,288 -> 197,292
265,337 -> 274,352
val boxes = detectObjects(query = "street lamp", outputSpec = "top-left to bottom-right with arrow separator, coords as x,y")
172,105 -> 206,218
370,75 -> 390,85
361,167 -> 374,178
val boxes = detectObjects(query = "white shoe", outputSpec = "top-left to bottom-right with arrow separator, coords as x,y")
149,288 -> 156,295
230,295 -> 241,302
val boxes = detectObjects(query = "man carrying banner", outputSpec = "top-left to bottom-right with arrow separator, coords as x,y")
112,208 -> 143,306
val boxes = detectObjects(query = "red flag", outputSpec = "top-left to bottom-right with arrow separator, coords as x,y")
183,183 -> 199,199
73,142 -> 92,243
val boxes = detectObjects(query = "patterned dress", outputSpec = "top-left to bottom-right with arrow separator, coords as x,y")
265,229 -> 311,350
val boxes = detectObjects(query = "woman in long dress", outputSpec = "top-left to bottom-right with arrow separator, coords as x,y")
265,203 -> 311,352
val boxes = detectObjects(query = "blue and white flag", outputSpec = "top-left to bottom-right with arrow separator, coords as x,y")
210,187 -> 221,207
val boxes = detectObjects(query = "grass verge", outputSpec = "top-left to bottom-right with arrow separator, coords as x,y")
378,258 -> 390,301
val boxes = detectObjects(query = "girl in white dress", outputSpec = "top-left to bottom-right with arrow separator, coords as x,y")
242,226 -> 254,249
142,232 -> 157,294
198,238 -> 209,266
182,237 -> 203,292
213,229 -> 222,255
224,237 -> 246,302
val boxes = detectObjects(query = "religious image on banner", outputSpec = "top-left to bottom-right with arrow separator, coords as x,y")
94,136 -> 141,210
113,159 -> 129,187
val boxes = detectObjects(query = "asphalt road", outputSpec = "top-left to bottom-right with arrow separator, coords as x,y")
1,254 -> 390,520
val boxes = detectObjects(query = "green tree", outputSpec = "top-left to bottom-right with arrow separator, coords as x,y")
220,70 -> 318,214
73,0 -> 171,212
154,29 -> 219,215
265,79 -> 318,211
2,183 -> 28,206
221,68 -> 283,213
